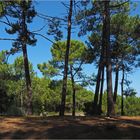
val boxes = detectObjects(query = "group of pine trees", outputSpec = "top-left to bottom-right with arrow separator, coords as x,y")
0,0 -> 140,116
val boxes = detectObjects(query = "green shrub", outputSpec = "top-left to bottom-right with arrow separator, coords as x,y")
6,105 -> 25,116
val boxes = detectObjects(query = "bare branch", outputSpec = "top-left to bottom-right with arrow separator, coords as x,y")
32,32 -> 55,44
0,38 -> 17,41
37,13 -> 66,22
1,3 -> 12,26
31,32 -> 60,48
4,15 -> 12,26
61,2 -> 70,9
12,4 -> 21,17
31,23 -> 48,33
0,20 -> 12,27
73,61 -> 84,77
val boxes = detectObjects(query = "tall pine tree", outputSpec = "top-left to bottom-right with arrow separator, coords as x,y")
4,0 -> 37,115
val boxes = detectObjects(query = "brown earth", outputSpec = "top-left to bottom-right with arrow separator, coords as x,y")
0,116 -> 140,139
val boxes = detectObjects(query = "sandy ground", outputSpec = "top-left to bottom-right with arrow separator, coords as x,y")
0,116 -> 140,139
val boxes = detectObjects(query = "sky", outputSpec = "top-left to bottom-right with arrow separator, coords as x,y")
0,1 -> 140,97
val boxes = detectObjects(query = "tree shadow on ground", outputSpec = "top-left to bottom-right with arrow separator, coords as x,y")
113,116 -> 140,126
46,119 -> 140,139
0,116 -> 140,139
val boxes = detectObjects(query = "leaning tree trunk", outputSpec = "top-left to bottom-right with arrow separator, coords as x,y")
98,66 -> 104,115
21,1 -> 33,115
104,0 -> 115,117
59,0 -> 73,116
70,65 -> 76,117
121,65 -> 125,116
113,62 -> 119,103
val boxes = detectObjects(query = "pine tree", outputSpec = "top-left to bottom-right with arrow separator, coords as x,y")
59,0 -> 73,116
38,40 -> 90,116
4,0 -> 37,115
76,0 -> 130,116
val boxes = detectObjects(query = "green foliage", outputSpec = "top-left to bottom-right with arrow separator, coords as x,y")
83,102 -> 94,115
37,63 -> 59,78
0,85 -> 9,114
124,96 -> 140,116
38,40 -> 94,87
47,18 -> 63,41
12,56 -> 34,79
6,105 -> 24,116
76,87 -> 93,111
51,40 -> 86,65
0,54 -> 94,116
4,0 -> 37,55
83,92 -> 140,116
32,77 -> 60,114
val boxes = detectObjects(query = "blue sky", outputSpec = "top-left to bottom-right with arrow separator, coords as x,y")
0,1 -> 140,97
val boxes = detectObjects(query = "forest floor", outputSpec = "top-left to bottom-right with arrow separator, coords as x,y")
0,116 -> 140,139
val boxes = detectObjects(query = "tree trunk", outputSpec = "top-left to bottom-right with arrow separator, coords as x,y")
113,63 -> 119,103
121,66 -> 124,116
72,82 -> 76,117
93,0 -> 110,115
98,66 -> 104,115
21,1 -> 32,115
22,45 -> 32,115
20,89 -> 23,112
93,63 -> 102,114
59,0 -> 73,116
93,13 -> 106,115
104,1 -> 115,116
70,65 -> 76,117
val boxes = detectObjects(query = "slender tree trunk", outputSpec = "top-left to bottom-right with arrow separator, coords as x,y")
93,63 -> 102,114
20,90 -> 23,112
121,66 -> 125,116
72,82 -> 76,117
21,1 -> 32,115
59,0 -> 73,116
104,1 -> 115,116
70,65 -> 76,116
98,66 -> 104,115
113,63 -> 119,103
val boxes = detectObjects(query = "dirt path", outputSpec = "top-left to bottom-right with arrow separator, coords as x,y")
0,116 -> 140,139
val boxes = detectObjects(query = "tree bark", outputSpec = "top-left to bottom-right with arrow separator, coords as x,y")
59,0 -> 73,116
70,65 -> 76,116
21,1 -> 32,115
22,45 -> 32,115
93,63 -> 102,114
121,65 -> 125,116
98,66 -> 104,115
104,0 -> 115,116
113,63 -> 119,103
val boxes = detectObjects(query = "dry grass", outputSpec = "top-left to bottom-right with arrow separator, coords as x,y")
0,116 -> 140,139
